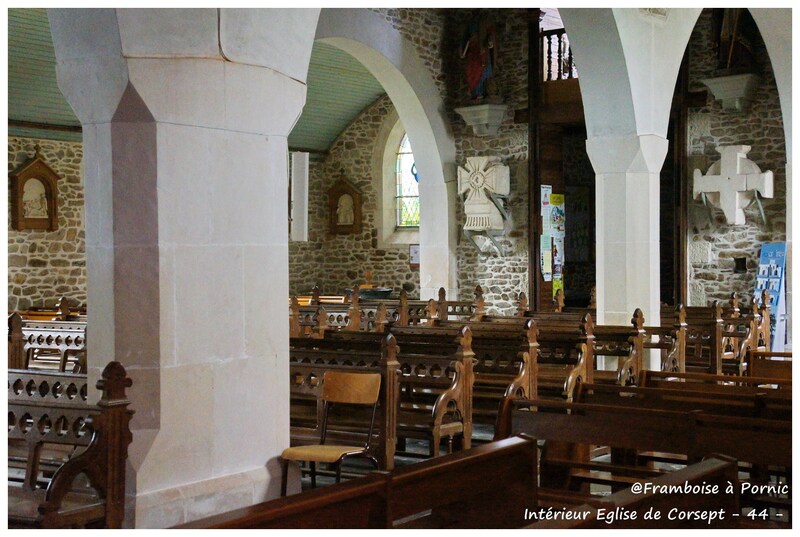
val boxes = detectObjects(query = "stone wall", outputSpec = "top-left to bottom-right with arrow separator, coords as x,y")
686,9 -> 786,306
358,9 -> 531,314
8,137 -> 86,310
291,8 -> 533,313
442,8 -> 531,314
288,96 -> 421,296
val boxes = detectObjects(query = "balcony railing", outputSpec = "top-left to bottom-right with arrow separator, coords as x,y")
542,28 -> 577,81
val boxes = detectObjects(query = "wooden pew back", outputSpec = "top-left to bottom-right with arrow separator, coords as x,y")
639,370 -> 792,397
289,327 -> 476,467
528,456 -> 739,529
289,334 -> 398,469
576,382 -> 790,421
497,398 -> 791,470
10,317 -> 87,373
176,436 -> 538,529
747,350 -> 791,380
8,363 -> 133,529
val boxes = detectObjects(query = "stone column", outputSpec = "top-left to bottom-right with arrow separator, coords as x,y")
586,134 -> 667,369
49,8 -> 319,527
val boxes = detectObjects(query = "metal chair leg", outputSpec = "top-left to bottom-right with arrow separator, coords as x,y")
335,462 -> 342,483
280,459 -> 289,497
310,461 -> 317,489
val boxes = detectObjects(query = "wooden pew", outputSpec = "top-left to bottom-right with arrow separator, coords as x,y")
644,304 -> 687,373
747,350 -> 791,380
8,315 -> 87,373
291,288 -> 408,336
639,369 -> 791,396
176,435 -> 538,529
435,286 -> 485,321
8,362 -> 134,529
576,382 -> 791,421
495,397 -> 791,515
676,299 -> 757,376
527,456 -> 740,529
755,289 -> 772,351
552,286 -> 596,313
16,296 -> 87,322
330,327 -> 474,457
389,320 -> 537,433
436,313 -> 591,401
361,290 -> 432,327
289,327 -> 475,468
591,310 -> 645,386
680,303 -> 724,374
9,312 -> 25,369
289,333 -> 398,469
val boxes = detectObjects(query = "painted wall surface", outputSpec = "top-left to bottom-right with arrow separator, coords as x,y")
686,10 -> 786,306
8,136 -> 86,310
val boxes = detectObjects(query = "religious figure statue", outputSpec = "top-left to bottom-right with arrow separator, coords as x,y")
22,178 -> 48,218
336,194 -> 354,225
460,11 -> 498,101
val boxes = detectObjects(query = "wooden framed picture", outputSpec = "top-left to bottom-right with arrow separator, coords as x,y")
9,147 -> 60,232
409,244 -> 420,268
328,179 -> 362,235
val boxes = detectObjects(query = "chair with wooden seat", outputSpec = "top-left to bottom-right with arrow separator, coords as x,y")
280,371 -> 382,496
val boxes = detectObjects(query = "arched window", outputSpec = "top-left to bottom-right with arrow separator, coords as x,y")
395,134 -> 420,228
374,113 -> 418,247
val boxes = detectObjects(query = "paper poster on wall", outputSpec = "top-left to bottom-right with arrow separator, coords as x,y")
540,185 -> 552,216
549,194 -> 566,239
552,276 -> 564,298
540,235 -> 552,282
755,242 -> 787,350
553,236 -> 564,273
552,240 -> 563,298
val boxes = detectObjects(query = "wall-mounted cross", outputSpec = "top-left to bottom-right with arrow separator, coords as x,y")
692,145 -> 773,225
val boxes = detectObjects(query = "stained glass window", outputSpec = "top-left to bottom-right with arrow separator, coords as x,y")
395,133 -> 420,227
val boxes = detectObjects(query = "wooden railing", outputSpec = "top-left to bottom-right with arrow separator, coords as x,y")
542,28 -> 577,81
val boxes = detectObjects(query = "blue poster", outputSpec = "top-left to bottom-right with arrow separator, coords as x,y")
755,242 -> 786,350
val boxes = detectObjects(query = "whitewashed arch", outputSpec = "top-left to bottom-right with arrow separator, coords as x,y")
315,8 -> 458,299
560,8 -> 702,139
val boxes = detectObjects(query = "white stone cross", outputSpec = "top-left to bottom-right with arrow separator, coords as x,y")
692,145 -> 773,225
457,156 -> 510,232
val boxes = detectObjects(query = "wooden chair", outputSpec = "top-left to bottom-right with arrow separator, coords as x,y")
280,371 -> 382,496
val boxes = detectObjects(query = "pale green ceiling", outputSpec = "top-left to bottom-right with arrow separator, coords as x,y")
7,9 -> 387,153
288,41 -> 387,154
8,8 -> 81,142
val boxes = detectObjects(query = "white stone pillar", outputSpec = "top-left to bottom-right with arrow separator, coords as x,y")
49,8 -> 319,528
586,135 -> 667,369
418,176 -> 458,300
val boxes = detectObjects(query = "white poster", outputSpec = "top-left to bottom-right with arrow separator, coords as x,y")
540,185 -> 552,216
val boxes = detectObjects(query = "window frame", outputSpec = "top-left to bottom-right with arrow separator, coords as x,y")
373,110 -> 419,248
394,133 -> 420,229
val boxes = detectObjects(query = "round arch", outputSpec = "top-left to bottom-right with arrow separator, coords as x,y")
315,8 -> 458,299
560,8 -> 701,139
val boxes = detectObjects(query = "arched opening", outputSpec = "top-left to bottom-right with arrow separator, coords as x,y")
315,8 -> 458,299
